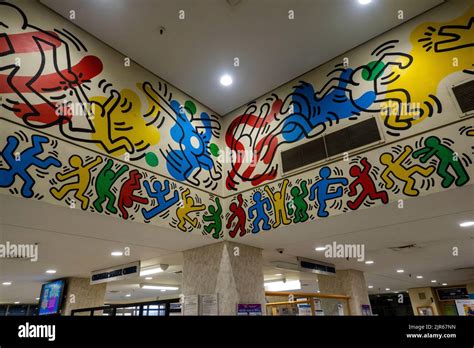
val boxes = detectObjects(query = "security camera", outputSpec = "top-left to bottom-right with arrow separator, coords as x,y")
158,26 -> 166,35
276,248 -> 284,254
160,264 -> 169,272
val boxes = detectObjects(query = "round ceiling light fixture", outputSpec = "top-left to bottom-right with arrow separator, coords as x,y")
220,74 -> 233,86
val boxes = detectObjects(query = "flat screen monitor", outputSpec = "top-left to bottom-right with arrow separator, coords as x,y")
38,279 -> 66,316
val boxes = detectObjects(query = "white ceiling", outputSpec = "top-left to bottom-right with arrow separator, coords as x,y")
1,185 -> 473,304
40,0 -> 444,115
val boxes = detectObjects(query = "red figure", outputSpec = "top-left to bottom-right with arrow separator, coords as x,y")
226,194 -> 247,238
347,158 -> 388,210
118,170 -> 149,219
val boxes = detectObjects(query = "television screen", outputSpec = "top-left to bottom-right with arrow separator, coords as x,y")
38,279 -> 65,315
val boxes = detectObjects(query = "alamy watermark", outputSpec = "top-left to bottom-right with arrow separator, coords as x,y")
0,241 -> 38,262
324,241 -> 365,262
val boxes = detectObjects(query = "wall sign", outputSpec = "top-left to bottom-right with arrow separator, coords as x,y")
237,304 -> 262,316
200,294 -> 218,315
436,287 -> 469,301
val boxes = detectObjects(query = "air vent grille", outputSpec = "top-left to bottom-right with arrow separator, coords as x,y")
452,79 -> 474,115
281,117 -> 381,173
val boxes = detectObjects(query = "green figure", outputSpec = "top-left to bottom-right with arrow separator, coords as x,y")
93,159 -> 128,213
203,197 -> 223,239
287,180 -> 309,223
412,136 -> 469,188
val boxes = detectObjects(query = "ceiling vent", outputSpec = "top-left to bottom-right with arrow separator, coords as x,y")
450,79 -> 474,117
270,258 -> 336,275
281,117 -> 382,173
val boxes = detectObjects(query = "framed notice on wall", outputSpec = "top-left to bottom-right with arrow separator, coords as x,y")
183,295 -> 199,316
200,294 -> 218,315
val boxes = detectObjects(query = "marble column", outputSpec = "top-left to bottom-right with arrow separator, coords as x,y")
407,287 -> 442,315
318,269 -> 370,315
182,241 -> 265,315
62,277 -> 107,315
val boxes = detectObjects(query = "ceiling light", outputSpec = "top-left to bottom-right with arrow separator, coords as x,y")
125,294 -> 131,297
36,298 -> 40,301
111,251 -> 123,256
2,282 -> 12,286
431,280 -> 437,283
14,301 -> 20,304
141,284 -> 179,291
46,270 -> 56,274
220,74 -> 233,86
385,288 -> 390,291
368,285 -> 374,289
145,277 -> 152,280
315,246 -> 327,251
459,221 -> 474,227
442,283 -> 447,286
358,0 -> 372,4
396,269 -> 404,273
365,260 -> 374,264
140,267 -> 164,276
264,280 -> 301,291
416,275 -> 423,279
275,273 -> 282,276
161,289 -> 166,292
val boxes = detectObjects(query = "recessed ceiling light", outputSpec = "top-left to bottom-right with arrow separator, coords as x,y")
220,74 -> 233,86
431,280 -> 437,283
145,277 -> 153,280
14,301 -> 20,304
442,283 -> 447,286
141,285 -> 179,291
125,294 -> 131,297
2,282 -> 12,286
416,275 -> 423,279
315,246 -> 327,251
365,260 -> 374,264
46,269 -> 56,274
111,251 -> 123,256
396,269 -> 404,273
368,285 -> 374,289
160,289 -> 166,292
140,267 -> 164,276
358,0 -> 372,4
275,273 -> 282,276
385,288 -> 390,291
459,221 -> 474,227
35,298 -> 40,301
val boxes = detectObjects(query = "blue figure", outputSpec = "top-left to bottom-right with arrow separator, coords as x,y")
248,191 -> 272,233
141,179 -> 180,220
309,166 -> 348,217
282,69 -> 376,142
166,100 -> 219,185
0,135 -> 61,198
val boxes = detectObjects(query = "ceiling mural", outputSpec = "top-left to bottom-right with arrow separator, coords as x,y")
0,0 -> 472,240
223,3 -> 473,191
0,1 -> 223,192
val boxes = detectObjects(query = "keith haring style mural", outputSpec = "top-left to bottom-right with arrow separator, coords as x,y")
203,197 -> 223,239
0,2 -> 222,190
0,124 -> 215,234
222,120 -> 472,237
224,5 -> 473,190
0,132 -> 61,198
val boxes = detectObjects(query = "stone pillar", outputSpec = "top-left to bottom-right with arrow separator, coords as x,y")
407,287 -> 442,315
62,277 -> 107,315
318,269 -> 370,315
182,241 -> 265,315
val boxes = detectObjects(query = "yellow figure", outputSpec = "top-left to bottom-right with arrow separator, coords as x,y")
379,146 -> 435,197
50,155 -> 103,209
176,188 -> 206,232
264,179 -> 291,228
385,6 -> 474,130
90,82 -> 161,157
